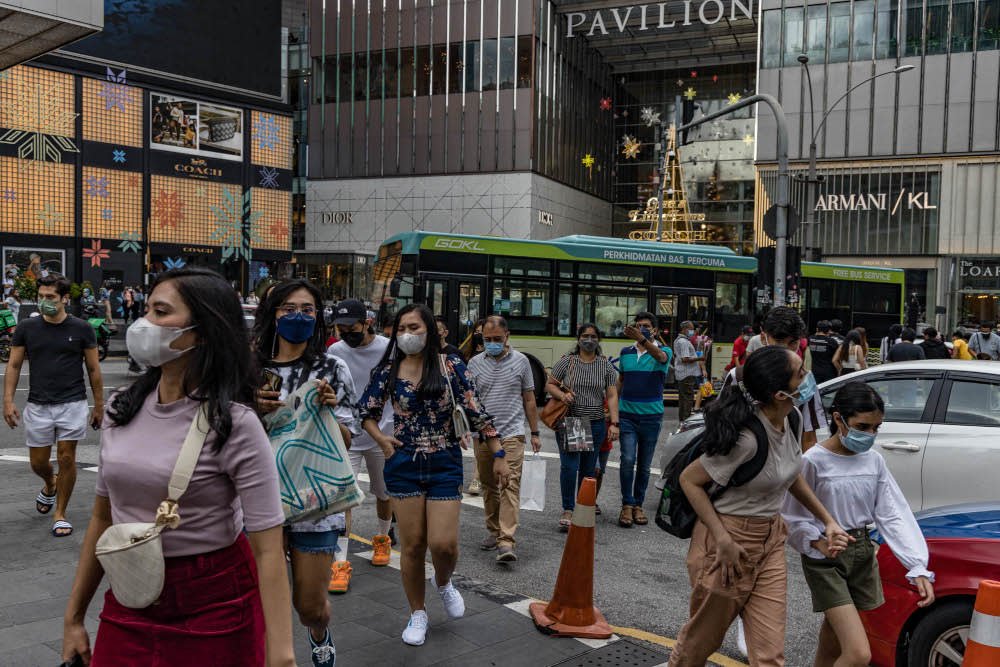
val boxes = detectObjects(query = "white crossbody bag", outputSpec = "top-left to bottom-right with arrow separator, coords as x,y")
95,404 -> 210,609
440,354 -> 472,447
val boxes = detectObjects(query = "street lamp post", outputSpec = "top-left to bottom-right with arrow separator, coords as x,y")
797,56 -> 914,261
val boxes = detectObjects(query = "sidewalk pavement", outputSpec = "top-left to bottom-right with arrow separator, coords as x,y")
0,457 -> 669,666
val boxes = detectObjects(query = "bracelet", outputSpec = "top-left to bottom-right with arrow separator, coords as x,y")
493,449 -> 507,459
530,431 -> 540,436
609,422 -> 619,427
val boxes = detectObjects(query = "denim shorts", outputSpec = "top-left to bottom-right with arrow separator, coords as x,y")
284,526 -> 344,555
384,446 -> 464,501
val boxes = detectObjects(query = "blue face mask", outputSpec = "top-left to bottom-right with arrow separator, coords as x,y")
840,425 -> 877,453
686,329 -> 695,337
276,312 -> 316,344
484,341 -> 505,356
640,326 -> 652,339
784,371 -> 817,406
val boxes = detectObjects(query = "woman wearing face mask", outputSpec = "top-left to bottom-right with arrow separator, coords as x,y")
545,323 -> 619,531
254,279 -> 360,667
358,303 -> 509,646
668,346 -> 851,667
782,382 -> 933,667
61,268 -> 295,667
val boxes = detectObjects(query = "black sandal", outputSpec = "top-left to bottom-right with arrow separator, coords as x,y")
35,488 -> 56,514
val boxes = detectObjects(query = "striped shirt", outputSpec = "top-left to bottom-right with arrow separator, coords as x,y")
551,354 -> 618,422
468,347 -> 534,438
721,367 -> 828,433
619,343 -> 672,415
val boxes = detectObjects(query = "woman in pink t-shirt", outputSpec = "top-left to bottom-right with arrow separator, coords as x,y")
61,268 -> 294,667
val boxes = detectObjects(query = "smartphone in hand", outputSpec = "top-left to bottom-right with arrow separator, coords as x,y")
262,369 -> 283,394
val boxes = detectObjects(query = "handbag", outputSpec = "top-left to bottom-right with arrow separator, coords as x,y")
557,415 -> 594,452
519,454 -> 546,512
540,356 -> 575,431
441,354 -> 472,447
95,404 -> 210,609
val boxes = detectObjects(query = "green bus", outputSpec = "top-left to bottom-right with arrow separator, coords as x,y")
371,231 -> 904,398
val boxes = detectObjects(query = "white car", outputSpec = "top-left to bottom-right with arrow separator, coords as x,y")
659,360 -> 1000,511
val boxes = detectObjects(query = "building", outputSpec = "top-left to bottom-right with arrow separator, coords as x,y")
756,0 -> 1000,330
303,0 -> 760,299
1,1 -> 292,303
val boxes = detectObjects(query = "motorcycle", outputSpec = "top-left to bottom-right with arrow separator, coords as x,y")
0,306 -> 16,362
83,304 -> 116,361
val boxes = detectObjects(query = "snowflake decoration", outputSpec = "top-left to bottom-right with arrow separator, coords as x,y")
112,149 -> 126,164
0,70 -> 9,82
82,240 -> 110,268
36,204 -> 62,230
85,176 -> 110,198
163,257 -> 186,270
621,136 -> 641,160
258,266 -> 271,278
101,208 -> 113,220
599,97 -> 611,111
2,189 -> 14,202
98,67 -> 134,112
743,134 -> 755,145
258,166 -> 279,189
127,175 -> 140,187
152,190 -> 185,230
640,107 -> 661,127
210,186 -> 261,262
0,74 -> 79,169
270,219 -> 289,240
253,114 -> 280,151
684,87 -> 697,101
194,186 -> 207,198
728,92 -> 742,105
117,231 -> 142,253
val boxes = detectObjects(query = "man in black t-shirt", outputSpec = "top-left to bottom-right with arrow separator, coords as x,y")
807,320 -> 839,384
887,328 -> 927,362
3,274 -> 103,538
434,315 -> 465,358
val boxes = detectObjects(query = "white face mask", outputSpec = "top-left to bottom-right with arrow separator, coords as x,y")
126,317 -> 195,367
397,332 -> 427,355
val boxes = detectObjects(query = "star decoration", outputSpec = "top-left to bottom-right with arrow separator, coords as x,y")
117,231 -> 142,253
194,186 -> 207,198
599,97 -> 612,111
621,135 -> 641,160
2,189 -> 14,202
163,257 -> 186,270
743,134 -> 755,145
713,75 -> 719,82
82,240 -> 110,268
690,71 -> 697,78
112,149 -> 126,164
36,204 -> 62,230
581,154 -> 595,168
258,166 -> 280,189
640,107 -> 661,127
684,87 -> 697,101
676,79 -> 684,87
270,219 -> 289,240
728,92 -> 742,105
127,175 -> 140,188
101,208 -> 113,220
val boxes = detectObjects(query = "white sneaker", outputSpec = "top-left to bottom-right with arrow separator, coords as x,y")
402,610 -> 429,646
438,580 -> 465,619
736,616 -> 748,657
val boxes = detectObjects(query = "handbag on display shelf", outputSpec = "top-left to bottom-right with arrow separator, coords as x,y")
540,356 -> 575,431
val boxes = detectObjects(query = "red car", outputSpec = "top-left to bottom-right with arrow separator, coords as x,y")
863,503 -> 1000,666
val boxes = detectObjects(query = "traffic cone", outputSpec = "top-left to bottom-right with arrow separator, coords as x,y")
530,477 -> 613,639
964,579 -> 1000,665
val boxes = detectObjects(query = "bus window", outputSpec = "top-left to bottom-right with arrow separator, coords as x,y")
457,280 -> 481,345
426,279 -> 448,317
492,278 -> 550,335
578,263 -> 648,284
655,294 -> 678,343
557,284 -> 573,336
577,286 -> 647,338
493,257 -> 551,277
715,274 -> 750,340
690,295 -> 710,334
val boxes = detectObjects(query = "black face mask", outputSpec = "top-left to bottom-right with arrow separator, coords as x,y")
472,333 -> 484,348
341,331 -> 365,348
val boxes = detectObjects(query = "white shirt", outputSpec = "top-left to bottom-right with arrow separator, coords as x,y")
781,444 -> 933,583
328,335 -> 393,451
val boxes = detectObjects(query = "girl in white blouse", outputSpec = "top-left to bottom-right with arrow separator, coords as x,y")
782,381 -> 935,667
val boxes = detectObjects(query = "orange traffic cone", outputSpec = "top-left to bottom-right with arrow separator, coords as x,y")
964,579 -> 1000,665
530,477 -> 613,639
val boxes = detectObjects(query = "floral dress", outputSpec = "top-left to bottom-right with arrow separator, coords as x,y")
359,353 -> 497,454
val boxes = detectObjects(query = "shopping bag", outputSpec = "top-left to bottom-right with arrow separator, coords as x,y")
557,416 -> 594,452
519,454 -> 546,512
265,379 -> 365,524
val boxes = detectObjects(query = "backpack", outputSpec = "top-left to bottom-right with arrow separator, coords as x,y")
655,407 -> 800,539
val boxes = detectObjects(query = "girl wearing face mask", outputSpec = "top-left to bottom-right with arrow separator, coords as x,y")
669,346 -> 850,667
253,279 -> 360,666
62,268 -> 295,667
545,323 -> 619,531
358,303 -> 509,646
782,382 -> 933,667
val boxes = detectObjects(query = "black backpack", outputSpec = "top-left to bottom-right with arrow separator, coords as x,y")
655,408 -> 800,538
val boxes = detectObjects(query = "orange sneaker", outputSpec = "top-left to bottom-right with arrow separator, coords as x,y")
371,534 -> 391,567
328,560 -> 352,594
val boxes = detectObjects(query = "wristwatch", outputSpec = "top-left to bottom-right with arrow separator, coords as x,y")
493,449 -> 507,459
609,422 -> 619,427
530,431 -> 540,436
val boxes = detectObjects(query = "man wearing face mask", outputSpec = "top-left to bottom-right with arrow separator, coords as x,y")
3,274 -> 103,538
434,316 -> 464,358
673,321 -> 702,422
467,316 -> 540,563
327,299 -> 397,557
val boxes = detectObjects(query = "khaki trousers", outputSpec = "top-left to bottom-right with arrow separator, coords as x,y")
474,435 -> 524,548
668,514 -> 789,667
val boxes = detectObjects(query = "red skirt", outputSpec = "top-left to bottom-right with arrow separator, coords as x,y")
91,534 -> 265,667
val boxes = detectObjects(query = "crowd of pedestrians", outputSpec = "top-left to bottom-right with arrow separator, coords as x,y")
2,267 -> 996,666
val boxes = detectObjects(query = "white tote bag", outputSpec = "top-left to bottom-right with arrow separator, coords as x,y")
265,379 -> 365,523
519,453 -> 546,512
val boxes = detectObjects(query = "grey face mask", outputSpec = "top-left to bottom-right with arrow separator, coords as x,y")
579,339 -> 598,353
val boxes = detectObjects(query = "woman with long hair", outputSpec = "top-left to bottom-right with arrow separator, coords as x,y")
545,323 -> 619,531
783,382 -> 933,667
61,268 -> 294,667
878,323 -> 902,364
853,326 -> 870,358
358,303 -> 510,646
253,279 -> 360,666
668,346 -> 850,666
833,330 -> 867,376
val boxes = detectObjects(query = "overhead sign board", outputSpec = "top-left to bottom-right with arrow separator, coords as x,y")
565,0 -> 754,37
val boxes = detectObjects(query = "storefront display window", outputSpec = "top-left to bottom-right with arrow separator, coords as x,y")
956,258 -> 1000,327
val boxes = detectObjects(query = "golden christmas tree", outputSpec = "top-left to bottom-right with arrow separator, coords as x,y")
628,124 -> 706,242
